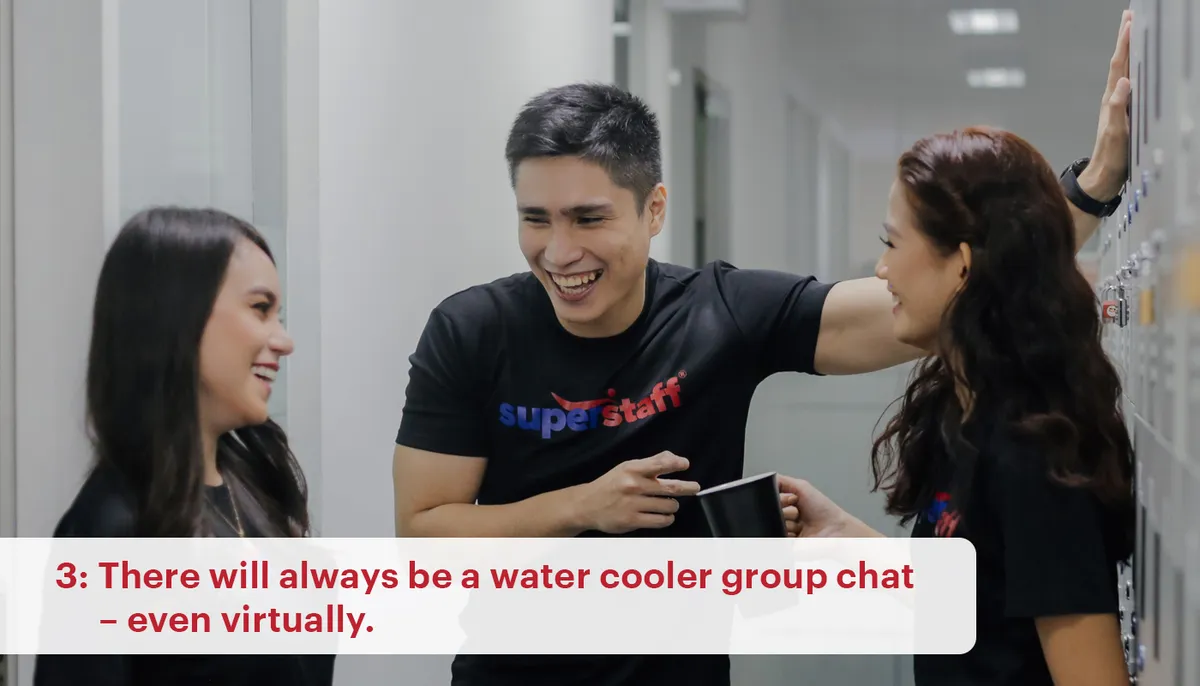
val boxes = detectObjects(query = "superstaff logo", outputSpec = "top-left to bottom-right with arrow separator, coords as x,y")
498,372 -> 685,439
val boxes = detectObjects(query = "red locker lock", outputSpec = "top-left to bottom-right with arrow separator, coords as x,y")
1102,300 -> 1119,322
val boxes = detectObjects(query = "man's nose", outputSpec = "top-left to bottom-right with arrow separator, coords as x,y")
543,225 -> 584,267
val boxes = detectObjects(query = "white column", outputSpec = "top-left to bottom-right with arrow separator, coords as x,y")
281,0 -> 323,532
306,2 -> 613,683
703,0 -> 790,270
11,0 -> 117,536
11,1 -> 118,682
311,0 -> 614,537
630,0 -> 675,262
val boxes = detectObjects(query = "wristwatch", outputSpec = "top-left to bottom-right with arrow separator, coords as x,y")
1060,157 -> 1123,218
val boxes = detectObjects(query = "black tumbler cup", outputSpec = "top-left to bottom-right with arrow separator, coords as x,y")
696,472 -> 787,538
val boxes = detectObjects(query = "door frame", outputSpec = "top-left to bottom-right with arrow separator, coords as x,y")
1,0 -> 16,682
692,68 -> 732,266
0,0 -> 15,541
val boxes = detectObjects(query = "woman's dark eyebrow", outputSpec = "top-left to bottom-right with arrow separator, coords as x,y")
247,287 -> 277,304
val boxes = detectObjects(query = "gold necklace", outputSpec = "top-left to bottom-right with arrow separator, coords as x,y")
209,481 -> 245,537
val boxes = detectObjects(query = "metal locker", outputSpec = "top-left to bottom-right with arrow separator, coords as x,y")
1109,3 -> 1200,684
1139,427 -> 1183,686
1184,466 -> 1200,686
1183,0 -> 1200,477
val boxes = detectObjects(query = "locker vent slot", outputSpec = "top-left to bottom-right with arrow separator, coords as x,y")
1187,0 -> 1194,78
1137,57 -> 1144,165
1143,28 -> 1150,145
1156,0 -> 1162,119
1174,568 -> 1183,686
1153,530 -> 1161,660
1138,504 -> 1147,612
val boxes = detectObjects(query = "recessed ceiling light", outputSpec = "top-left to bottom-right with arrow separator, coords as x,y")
948,9 -> 1019,35
967,68 -> 1026,88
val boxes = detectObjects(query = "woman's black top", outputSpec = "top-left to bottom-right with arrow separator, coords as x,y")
32,462 -> 337,686
910,414 -> 1126,685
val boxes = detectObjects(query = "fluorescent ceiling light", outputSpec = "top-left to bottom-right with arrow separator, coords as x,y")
948,9 -> 1019,35
967,67 -> 1026,88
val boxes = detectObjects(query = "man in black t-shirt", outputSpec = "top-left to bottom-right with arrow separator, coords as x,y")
392,58 -> 1130,685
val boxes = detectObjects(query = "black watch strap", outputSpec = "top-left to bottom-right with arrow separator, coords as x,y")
1060,157 -> 1122,218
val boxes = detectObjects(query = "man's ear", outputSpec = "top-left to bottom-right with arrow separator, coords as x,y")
647,183 -> 668,238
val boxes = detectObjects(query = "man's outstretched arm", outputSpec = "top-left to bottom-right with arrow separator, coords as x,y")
393,445 -> 701,538
812,278 -> 924,375
812,11 -> 1132,377
393,446 -> 588,537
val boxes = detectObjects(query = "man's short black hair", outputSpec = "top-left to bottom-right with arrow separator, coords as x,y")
505,82 -> 663,212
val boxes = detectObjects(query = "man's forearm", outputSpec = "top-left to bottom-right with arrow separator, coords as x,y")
404,485 -> 590,538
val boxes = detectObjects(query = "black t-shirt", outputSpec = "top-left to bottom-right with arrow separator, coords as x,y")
396,259 -> 834,685
33,461 -> 337,686
910,415 -> 1125,686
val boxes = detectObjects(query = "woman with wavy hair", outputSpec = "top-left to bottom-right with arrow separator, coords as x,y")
780,127 -> 1134,686
33,207 -> 335,685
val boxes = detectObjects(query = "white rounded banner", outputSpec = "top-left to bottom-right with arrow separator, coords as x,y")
0,536 -> 976,655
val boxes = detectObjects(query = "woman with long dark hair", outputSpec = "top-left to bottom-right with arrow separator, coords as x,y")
780,127 -> 1134,686
33,207 -> 334,685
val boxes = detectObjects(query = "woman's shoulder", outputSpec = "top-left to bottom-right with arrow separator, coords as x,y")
52,461 -> 139,538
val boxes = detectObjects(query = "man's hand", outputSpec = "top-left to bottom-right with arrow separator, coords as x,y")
575,452 -> 701,534
1079,10 -> 1133,204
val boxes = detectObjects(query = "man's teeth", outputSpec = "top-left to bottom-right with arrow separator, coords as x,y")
552,270 -> 602,289
253,365 -> 277,381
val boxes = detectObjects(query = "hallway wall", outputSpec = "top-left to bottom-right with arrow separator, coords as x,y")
1,2 -> 1133,685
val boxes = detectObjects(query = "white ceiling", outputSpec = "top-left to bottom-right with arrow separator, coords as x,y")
784,0 -> 1132,166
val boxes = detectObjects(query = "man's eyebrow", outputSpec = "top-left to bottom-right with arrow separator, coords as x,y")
563,203 -> 614,216
517,203 -> 615,217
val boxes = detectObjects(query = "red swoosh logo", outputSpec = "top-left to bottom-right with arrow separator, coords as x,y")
551,392 -> 613,411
